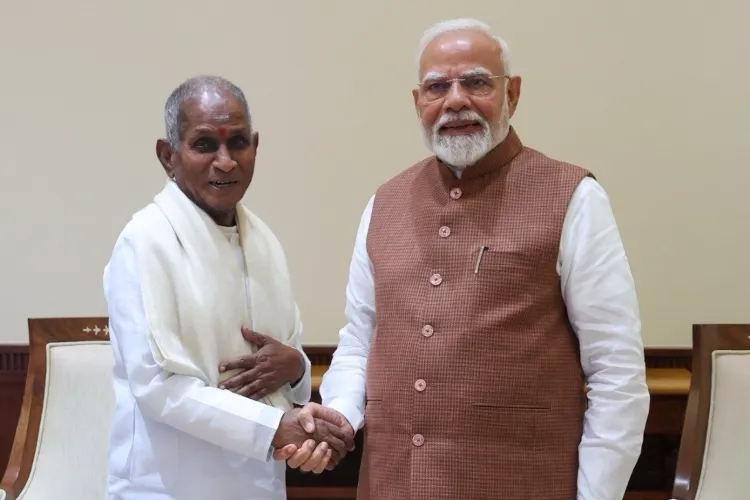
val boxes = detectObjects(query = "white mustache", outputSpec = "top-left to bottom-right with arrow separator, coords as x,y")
434,110 -> 489,132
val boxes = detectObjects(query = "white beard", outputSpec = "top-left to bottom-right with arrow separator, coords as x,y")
422,99 -> 511,173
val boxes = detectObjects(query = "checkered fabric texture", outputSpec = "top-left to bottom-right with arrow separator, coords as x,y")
360,128 -> 590,500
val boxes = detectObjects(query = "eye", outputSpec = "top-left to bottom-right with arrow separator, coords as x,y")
227,135 -> 250,149
427,81 -> 449,92
192,137 -> 218,153
467,78 -> 488,87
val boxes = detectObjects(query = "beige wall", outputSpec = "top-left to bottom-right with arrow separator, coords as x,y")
0,1 -> 748,346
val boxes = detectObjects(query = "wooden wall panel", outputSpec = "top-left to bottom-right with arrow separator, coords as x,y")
0,344 -> 690,499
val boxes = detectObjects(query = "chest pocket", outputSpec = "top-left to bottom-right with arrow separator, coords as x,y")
472,248 -> 547,296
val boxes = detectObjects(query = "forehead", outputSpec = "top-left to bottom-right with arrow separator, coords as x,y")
181,88 -> 247,129
419,30 -> 505,79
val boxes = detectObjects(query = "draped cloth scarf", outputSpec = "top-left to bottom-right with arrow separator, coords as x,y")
130,180 -> 299,411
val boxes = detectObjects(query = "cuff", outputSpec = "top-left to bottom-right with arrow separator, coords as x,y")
287,353 -> 312,405
259,407 -> 285,462
326,397 -> 364,432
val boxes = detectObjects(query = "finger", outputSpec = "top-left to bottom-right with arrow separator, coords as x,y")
272,444 -> 297,461
315,406 -> 348,427
328,449 -> 343,466
321,420 -> 354,451
317,426 -> 347,457
237,380 -> 266,399
219,355 -> 257,374
218,369 -> 257,390
325,447 -> 345,471
312,446 -> 333,474
241,327 -> 270,346
300,441 -> 329,473
306,406 -> 355,450
244,386 -> 270,401
298,403 -> 319,433
287,439 -> 316,469
345,427 -> 356,451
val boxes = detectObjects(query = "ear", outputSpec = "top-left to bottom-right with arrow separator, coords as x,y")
507,76 -> 522,118
412,87 -> 420,111
156,139 -> 175,178
252,131 -> 260,150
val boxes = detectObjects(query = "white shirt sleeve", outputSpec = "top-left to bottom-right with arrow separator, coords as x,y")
103,224 -> 285,462
319,196 -> 376,432
283,311 -> 312,406
559,177 -> 650,500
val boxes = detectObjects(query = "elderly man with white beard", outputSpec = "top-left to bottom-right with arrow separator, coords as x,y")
283,17 -> 650,500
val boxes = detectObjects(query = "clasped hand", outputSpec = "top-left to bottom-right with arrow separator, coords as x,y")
273,403 -> 355,473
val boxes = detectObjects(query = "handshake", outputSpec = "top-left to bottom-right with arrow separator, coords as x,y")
271,402 -> 355,473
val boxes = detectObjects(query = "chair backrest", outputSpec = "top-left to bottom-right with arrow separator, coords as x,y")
1,318 -> 114,500
672,324 -> 750,500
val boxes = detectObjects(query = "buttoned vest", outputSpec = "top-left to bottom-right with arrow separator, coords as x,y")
359,128 -> 591,500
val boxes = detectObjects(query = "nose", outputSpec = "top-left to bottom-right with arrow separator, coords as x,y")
213,144 -> 237,173
443,80 -> 471,112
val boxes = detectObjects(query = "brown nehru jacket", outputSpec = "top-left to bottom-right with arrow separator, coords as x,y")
358,127 -> 591,500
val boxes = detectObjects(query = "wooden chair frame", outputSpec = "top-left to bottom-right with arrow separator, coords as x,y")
0,317 -> 110,500
671,324 -> 750,500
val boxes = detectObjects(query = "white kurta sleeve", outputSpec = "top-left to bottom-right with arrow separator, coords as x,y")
557,178 -> 650,500
286,352 -> 312,406
283,307 -> 312,406
104,224 -> 285,462
319,196 -> 376,432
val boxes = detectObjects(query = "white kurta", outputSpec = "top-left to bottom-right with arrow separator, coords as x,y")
104,221 -> 311,500
320,177 -> 651,500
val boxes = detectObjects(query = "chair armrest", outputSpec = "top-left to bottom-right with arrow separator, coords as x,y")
1,465 -> 20,500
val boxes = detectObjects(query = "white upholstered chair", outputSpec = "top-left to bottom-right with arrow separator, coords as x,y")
0,318 -> 114,500
671,324 -> 750,500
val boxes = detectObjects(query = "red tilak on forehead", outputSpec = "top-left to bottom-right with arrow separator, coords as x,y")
217,127 -> 228,139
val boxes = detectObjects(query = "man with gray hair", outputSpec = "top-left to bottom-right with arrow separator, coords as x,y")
289,18 -> 649,500
103,75 -> 352,500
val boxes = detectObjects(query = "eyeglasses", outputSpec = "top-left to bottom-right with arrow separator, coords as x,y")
417,74 -> 509,102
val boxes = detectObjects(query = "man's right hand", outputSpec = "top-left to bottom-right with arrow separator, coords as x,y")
278,403 -> 356,472
271,408 -> 352,464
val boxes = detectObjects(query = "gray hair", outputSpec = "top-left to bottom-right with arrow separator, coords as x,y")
164,75 -> 251,149
416,18 -> 512,78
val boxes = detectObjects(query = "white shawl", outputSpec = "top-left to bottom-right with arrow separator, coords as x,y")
130,180 -> 300,411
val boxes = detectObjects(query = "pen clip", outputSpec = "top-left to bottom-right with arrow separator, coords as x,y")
474,245 -> 488,274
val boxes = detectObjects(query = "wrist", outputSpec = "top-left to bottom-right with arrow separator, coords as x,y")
288,349 -> 305,386
271,410 -> 291,449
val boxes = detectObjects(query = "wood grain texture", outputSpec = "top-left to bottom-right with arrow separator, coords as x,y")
0,318 -> 693,499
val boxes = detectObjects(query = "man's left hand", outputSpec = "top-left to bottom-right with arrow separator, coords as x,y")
218,327 -> 304,400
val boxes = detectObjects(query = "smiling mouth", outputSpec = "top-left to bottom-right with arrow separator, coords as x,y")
440,120 -> 483,134
209,180 -> 238,188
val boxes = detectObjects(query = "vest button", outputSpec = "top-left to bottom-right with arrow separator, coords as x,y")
421,325 -> 434,337
450,187 -> 462,199
429,273 -> 442,286
414,379 -> 426,391
412,434 -> 424,446
438,226 -> 451,238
